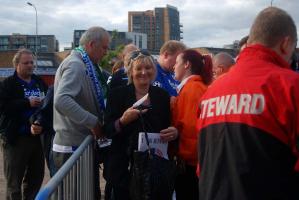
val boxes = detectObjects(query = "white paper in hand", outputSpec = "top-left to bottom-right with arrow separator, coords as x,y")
133,93 -> 148,108
138,132 -> 168,159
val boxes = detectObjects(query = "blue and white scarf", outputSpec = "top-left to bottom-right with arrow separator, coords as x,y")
75,46 -> 105,111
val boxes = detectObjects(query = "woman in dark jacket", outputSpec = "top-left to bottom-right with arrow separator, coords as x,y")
104,50 -> 178,200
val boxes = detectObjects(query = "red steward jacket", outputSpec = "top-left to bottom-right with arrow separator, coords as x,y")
197,44 -> 299,200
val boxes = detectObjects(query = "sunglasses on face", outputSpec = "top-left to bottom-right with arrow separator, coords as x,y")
21,61 -> 34,65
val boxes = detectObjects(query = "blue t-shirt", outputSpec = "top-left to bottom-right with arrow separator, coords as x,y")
17,77 -> 45,135
152,63 -> 179,96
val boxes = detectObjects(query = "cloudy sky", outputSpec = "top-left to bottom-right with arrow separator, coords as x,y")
0,0 -> 298,50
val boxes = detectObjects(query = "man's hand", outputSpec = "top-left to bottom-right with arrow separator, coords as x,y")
91,123 -> 103,139
31,121 -> 43,135
29,96 -> 42,107
160,126 -> 179,142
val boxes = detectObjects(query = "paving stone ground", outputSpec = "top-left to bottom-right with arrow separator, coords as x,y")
0,148 -> 106,199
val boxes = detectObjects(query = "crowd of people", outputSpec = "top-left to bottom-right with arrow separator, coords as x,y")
0,6 -> 298,200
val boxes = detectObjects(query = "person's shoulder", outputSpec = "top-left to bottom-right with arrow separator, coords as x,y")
109,69 -> 128,89
2,74 -> 17,86
101,68 -> 111,82
32,73 -> 43,81
32,74 -> 47,87
3,75 -> 15,82
60,51 -> 84,70
112,69 -> 126,79
265,62 -> 299,81
276,68 -> 299,86
109,84 -> 130,96
185,77 -> 207,91
150,85 -> 169,97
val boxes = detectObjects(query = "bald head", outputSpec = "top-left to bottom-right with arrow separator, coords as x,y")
248,7 -> 297,48
213,52 -> 235,79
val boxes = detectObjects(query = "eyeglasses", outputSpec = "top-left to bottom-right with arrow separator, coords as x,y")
21,61 -> 34,65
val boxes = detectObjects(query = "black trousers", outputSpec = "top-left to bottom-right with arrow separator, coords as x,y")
2,135 -> 45,200
175,164 -> 199,200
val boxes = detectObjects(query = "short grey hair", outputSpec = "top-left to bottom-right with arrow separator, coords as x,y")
248,7 -> 297,47
79,26 -> 110,47
213,52 -> 235,69
12,48 -> 34,68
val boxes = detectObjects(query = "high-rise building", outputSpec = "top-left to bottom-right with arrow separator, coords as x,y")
0,33 -> 59,53
128,4 -> 182,54
73,30 -> 86,48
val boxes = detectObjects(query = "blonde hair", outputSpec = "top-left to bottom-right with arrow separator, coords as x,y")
127,55 -> 156,84
122,44 -> 138,58
124,52 -> 133,69
12,48 -> 34,68
112,60 -> 124,74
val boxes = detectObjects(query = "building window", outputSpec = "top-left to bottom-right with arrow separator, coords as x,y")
75,31 -> 80,37
40,45 -> 48,52
28,38 -> 35,45
28,45 -> 35,50
41,37 -> 47,45
0,37 -> 9,45
0,45 -> 8,50
139,36 -> 142,48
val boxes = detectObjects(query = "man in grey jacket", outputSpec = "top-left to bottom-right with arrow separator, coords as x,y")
53,26 -> 110,198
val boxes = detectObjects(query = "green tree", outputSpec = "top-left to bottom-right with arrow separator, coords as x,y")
111,29 -> 119,40
99,44 -> 124,72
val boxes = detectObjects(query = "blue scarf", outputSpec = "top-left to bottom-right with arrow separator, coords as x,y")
75,46 -> 105,111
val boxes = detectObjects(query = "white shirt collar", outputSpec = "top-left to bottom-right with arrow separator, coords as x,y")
176,75 -> 196,93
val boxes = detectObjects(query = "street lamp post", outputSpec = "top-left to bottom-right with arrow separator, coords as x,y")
271,0 -> 274,6
27,2 -> 38,67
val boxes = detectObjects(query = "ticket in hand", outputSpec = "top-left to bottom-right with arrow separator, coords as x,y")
132,93 -> 148,108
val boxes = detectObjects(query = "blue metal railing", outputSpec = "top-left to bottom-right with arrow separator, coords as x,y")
35,135 -> 95,200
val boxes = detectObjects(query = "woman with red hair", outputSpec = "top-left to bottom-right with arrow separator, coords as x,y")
172,49 -> 212,200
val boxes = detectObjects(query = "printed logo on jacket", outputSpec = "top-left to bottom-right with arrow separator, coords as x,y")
200,93 -> 265,119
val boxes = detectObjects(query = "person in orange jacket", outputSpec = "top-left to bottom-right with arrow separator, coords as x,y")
172,49 -> 213,200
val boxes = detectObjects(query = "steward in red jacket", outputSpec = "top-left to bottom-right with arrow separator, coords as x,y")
197,7 -> 299,200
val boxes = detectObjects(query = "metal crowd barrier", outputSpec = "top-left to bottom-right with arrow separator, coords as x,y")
35,135 -> 95,200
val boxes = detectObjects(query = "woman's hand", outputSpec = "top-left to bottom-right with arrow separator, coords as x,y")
120,107 -> 148,126
160,126 -> 179,142
31,121 -> 43,135
29,96 -> 42,107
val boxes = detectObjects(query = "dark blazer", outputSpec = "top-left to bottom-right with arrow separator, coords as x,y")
107,67 -> 128,90
104,84 -> 170,185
